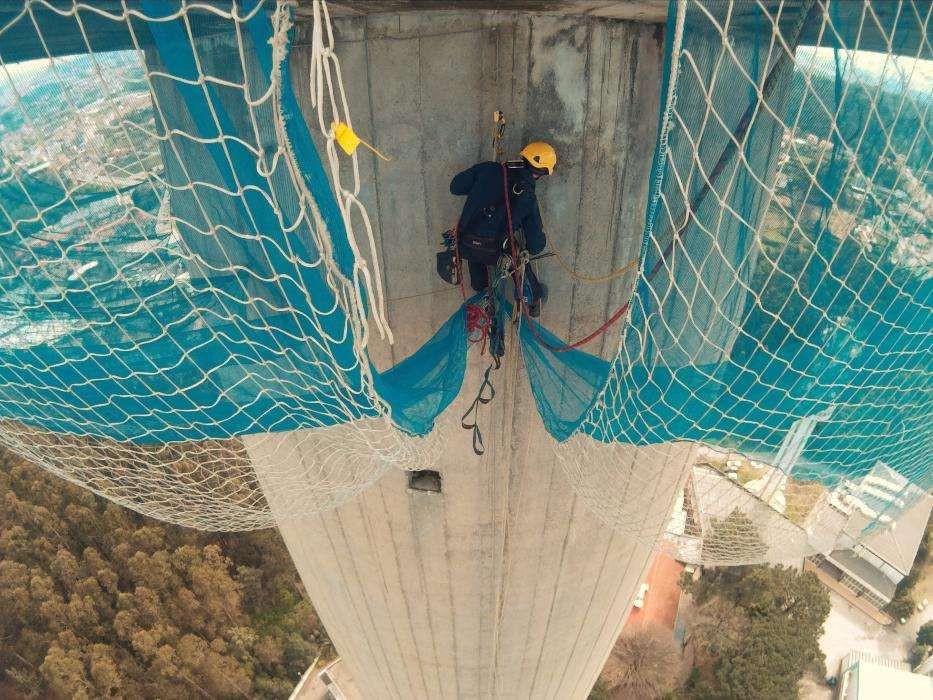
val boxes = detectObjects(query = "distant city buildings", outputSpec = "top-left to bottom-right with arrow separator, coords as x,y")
1,56 -> 157,193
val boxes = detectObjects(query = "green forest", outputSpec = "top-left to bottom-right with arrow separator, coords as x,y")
0,449 -> 332,699
679,565 -> 830,700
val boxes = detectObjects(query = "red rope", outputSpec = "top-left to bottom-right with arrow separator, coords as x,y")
525,297 -> 633,352
466,302 -> 493,353
501,163 -> 523,298
453,223 -> 496,353
500,163 -> 631,353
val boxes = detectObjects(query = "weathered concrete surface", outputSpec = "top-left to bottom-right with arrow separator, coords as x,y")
265,420 -> 695,698
261,11 -> 691,699
320,1 -> 669,23
290,10 -> 664,362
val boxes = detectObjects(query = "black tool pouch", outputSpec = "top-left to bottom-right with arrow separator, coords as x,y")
436,248 -> 460,285
458,231 -> 505,267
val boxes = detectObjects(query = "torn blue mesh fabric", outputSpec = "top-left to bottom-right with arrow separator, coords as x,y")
0,1 -> 466,442
519,319 -> 611,442
523,0 -> 932,495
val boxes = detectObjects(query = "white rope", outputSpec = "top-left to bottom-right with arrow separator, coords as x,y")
641,0 -> 687,265
309,0 -> 394,346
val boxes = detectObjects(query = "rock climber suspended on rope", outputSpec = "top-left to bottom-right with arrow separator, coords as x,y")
439,141 -> 556,320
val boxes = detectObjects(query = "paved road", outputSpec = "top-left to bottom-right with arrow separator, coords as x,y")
819,590 -> 920,676
623,553 -> 684,633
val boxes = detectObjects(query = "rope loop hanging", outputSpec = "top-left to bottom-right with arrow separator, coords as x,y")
460,363 -> 497,455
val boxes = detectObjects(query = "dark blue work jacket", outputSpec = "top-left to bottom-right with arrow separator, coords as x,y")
449,161 -> 546,255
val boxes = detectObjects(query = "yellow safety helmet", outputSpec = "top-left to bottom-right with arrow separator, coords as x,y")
520,141 -> 557,175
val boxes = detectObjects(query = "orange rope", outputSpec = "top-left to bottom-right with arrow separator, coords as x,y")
551,247 -> 637,283
387,286 -> 460,303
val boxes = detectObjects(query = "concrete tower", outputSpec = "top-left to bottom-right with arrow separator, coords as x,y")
252,6 -> 696,698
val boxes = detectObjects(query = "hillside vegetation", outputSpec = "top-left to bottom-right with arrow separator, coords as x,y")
0,449 -> 331,699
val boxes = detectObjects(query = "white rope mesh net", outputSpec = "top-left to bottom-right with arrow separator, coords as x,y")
0,0 -> 436,531
552,0 -> 932,566
0,0 -> 928,571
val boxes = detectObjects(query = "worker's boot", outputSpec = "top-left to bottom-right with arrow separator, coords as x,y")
527,283 -> 548,318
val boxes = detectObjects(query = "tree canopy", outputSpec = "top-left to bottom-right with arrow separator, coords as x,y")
701,509 -> 767,562
602,627 -> 680,699
0,449 -> 331,699
682,565 -> 830,700
918,621 -> 933,648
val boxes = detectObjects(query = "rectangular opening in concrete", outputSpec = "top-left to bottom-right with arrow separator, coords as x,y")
408,469 -> 442,493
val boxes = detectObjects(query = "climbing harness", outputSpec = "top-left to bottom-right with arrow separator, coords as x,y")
458,159 -> 514,451
445,223 -> 496,355
499,163 -> 630,352
441,112 -> 541,451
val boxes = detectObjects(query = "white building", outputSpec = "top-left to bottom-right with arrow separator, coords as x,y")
836,651 -> 933,699
809,463 -> 931,614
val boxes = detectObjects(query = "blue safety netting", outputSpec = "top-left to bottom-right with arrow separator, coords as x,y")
524,0 -> 932,492
0,1 -> 467,443
0,0 -> 928,506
